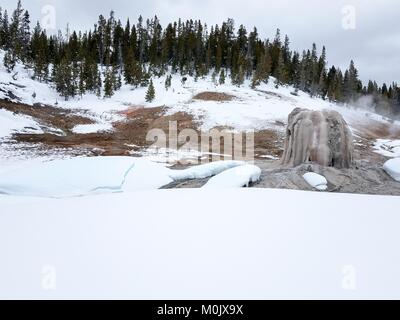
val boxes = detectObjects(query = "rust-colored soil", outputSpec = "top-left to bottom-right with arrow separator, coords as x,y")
193,92 -> 235,102
0,99 -> 94,132
352,118 -> 400,140
12,104 -> 199,156
254,130 -> 285,159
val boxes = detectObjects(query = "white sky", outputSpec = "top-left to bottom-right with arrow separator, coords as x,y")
1,0 -> 399,85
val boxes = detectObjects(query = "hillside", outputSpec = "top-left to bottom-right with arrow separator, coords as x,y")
1,49 -> 400,169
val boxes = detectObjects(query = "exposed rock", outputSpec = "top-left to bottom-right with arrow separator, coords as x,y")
281,108 -> 354,168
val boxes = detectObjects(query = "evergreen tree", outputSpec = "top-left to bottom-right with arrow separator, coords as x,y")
145,79 -> 155,102
31,23 -> 48,81
53,57 -> 75,100
343,60 -> 359,101
274,51 -> 286,87
96,70 -> 102,97
124,47 -> 142,87
10,0 -> 25,59
219,69 -> 226,85
3,50 -> 16,72
103,67 -> 115,98
1,10 -> 10,49
251,51 -> 272,88
0,8 -> 3,47
21,10 -> 30,61
165,74 -> 172,90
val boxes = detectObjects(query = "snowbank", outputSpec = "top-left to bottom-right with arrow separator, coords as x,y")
374,139 -> 400,158
303,172 -> 328,191
0,157 -> 137,197
170,160 -> 245,180
383,158 -> 400,182
0,157 -> 250,197
203,164 -> 261,188
1,188 -> 400,299
0,109 -> 42,138
72,123 -> 113,134
0,157 -> 174,197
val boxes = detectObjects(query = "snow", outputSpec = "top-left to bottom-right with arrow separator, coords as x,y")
203,164 -> 261,188
0,157 -> 138,197
303,172 -> 328,191
72,123 -> 113,134
1,50 -> 398,137
383,158 -> 400,182
130,146 -> 233,164
169,160 -> 245,180
0,157 -> 249,197
1,188 -> 400,299
374,139 -> 400,158
0,108 -> 43,138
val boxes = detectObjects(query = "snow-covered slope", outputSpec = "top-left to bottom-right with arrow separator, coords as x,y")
1,49 -> 397,134
0,109 -> 43,138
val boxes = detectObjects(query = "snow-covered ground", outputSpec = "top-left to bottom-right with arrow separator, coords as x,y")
0,109 -> 43,138
71,123 -> 114,134
1,188 -> 400,299
374,139 -> 400,158
0,157 -> 250,197
203,164 -> 261,188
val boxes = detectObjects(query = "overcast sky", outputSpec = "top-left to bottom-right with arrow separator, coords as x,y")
1,0 -> 399,85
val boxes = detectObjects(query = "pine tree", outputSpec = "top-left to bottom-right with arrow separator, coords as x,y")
0,8 -> 3,47
165,74 -> 172,90
103,67 -> 115,98
124,47 -> 142,87
31,23 -> 48,81
211,69 -> 217,85
3,50 -> 16,72
1,10 -> 10,49
274,51 -> 286,87
145,79 -> 155,102
113,64 -> 122,91
53,57 -> 74,100
251,51 -> 272,88
10,0 -> 24,59
96,70 -> 102,97
219,69 -> 226,85
21,10 -> 30,61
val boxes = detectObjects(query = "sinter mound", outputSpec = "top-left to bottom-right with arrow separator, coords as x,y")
281,108 -> 354,169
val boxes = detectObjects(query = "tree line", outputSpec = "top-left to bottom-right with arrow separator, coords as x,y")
0,1 -> 399,115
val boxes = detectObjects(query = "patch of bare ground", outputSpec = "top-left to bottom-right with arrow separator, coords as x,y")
351,117 -> 400,140
255,89 -> 297,103
0,99 -> 94,132
350,118 -> 400,165
13,105 -> 199,156
254,129 -> 285,160
193,92 -> 235,102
